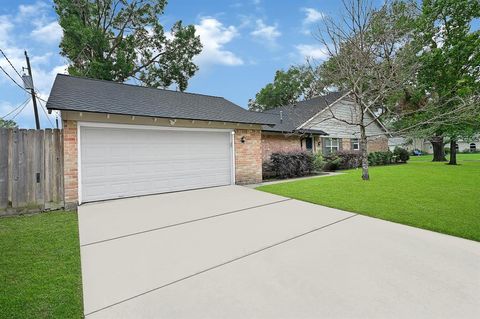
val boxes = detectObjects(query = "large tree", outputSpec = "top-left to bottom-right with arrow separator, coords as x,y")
248,65 -> 320,111
54,0 -> 202,91
415,0 -> 480,165
305,0 -> 418,180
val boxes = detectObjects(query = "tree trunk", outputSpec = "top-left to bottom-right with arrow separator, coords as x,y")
360,125 -> 369,180
448,139 -> 457,165
430,136 -> 447,162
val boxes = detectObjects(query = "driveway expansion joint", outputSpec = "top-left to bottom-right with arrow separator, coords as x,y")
81,198 -> 293,247
84,213 -> 359,317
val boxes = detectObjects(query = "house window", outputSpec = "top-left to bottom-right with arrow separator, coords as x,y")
305,137 -> 313,151
351,138 -> 360,151
323,137 -> 340,154
470,143 -> 476,152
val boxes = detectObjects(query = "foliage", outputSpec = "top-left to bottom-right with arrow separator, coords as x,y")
392,0 -> 480,164
0,118 -> 17,128
257,153 -> 480,241
322,153 -> 342,171
393,146 -> 410,162
249,65 -> 320,111
368,151 -> 393,166
313,153 -> 325,171
0,211 -> 82,318
265,151 -> 314,179
54,0 -> 202,91
444,147 -> 450,154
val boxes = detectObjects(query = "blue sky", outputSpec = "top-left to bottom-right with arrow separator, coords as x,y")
0,0 -> 379,128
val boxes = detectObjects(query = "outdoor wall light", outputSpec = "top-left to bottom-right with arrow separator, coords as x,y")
241,136 -> 246,143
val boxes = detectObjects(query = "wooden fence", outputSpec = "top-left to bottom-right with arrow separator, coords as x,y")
0,128 -> 64,215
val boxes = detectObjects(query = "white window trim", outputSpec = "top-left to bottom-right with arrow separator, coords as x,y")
76,121 -> 235,205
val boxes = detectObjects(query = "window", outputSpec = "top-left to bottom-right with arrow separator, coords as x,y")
305,137 -> 313,151
323,138 -> 340,154
351,138 -> 360,151
470,143 -> 476,152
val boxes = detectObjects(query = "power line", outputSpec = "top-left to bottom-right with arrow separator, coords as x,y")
37,97 -> 55,128
0,64 -> 26,92
1,97 -> 31,119
9,99 -> 30,121
0,48 -> 22,79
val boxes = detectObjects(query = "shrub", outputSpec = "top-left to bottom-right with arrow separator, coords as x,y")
368,151 -> 393,166
393,147 -> 410,163
335,150 -> 362,169
313,153 -> 325,172
265,151 -> 314,179
444,147 -> 450,155
322,153 -> 341,171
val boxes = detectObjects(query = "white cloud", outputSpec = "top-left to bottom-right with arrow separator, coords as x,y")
18,2 -> 49,20
295,44 -> 329,61
31,21 -> 63,44
250,19 -> 281,46
194,17 -> 243,66
0,7 -> 65,128
302,8 -> 325,25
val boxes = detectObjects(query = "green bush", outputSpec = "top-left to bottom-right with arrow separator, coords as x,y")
368,151 -> 393,166
393,147 -> 410,163
313,153 -> 325,171
444,147 -> 450,154
322,153 -> 342,171
264,151 -> 314,179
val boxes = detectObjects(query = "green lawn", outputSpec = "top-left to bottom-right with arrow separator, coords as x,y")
0,211 -> 83,319
257,153 -> 480,241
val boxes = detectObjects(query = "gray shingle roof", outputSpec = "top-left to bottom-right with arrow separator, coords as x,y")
261,91 -> 347,134
46,74 -> 276,125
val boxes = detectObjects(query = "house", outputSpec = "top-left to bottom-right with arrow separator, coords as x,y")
46,74 -> 275,207
261,92 -> 390,161
389,136 -> 479,154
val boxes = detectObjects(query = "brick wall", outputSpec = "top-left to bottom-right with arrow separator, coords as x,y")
261,133 -> 302,161
341,138 -> 351,151
367,136 -> 389,152
63,120 -> 78,207
235,129 -> 262,184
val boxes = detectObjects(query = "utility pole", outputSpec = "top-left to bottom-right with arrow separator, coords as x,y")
24,51 -> 40,129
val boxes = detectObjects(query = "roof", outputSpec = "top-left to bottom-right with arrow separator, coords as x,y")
261,91 -> 347,134
46,74 -> 276,125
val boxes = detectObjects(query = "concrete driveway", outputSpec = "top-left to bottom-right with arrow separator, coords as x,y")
78,186 -> 480,318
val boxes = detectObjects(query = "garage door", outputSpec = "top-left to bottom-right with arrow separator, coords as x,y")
79,125 -> 233,203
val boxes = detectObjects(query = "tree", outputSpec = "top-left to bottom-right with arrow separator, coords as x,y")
415,0 -> 480,165
54,0 -> 202,91
0,119 -> 17,128
304,0 -> 418,180
248,65 -> 320,111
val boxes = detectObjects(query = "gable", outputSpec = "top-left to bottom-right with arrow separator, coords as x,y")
300,99 -> 388,138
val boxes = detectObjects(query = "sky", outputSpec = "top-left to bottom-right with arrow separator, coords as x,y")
0,0 -> 384,128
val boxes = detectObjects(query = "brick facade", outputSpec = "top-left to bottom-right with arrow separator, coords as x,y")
234,129 -> 263,184
261,133 -> 302,161
341,138 -> 351,151
367,136 -> 389,152
63,120 -> 78,207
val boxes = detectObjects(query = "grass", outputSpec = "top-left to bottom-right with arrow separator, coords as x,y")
257,153 -> 480,242
0,211 -> 83,319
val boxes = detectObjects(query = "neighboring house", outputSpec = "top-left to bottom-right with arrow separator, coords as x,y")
389,137 -> 479,154
46,74 -> 275,207
261,92 -> 390,161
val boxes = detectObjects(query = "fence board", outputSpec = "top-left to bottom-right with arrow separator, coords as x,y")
0,129 -> 8,208
0,128 -> 64,215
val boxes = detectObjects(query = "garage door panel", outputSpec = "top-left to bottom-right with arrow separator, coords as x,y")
80,126 -> 233,202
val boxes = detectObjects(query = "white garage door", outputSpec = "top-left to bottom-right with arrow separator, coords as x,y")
79,124 -> 233,203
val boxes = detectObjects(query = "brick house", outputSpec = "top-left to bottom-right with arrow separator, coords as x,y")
260,92 -> 390,162
46,75 -> 274,207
